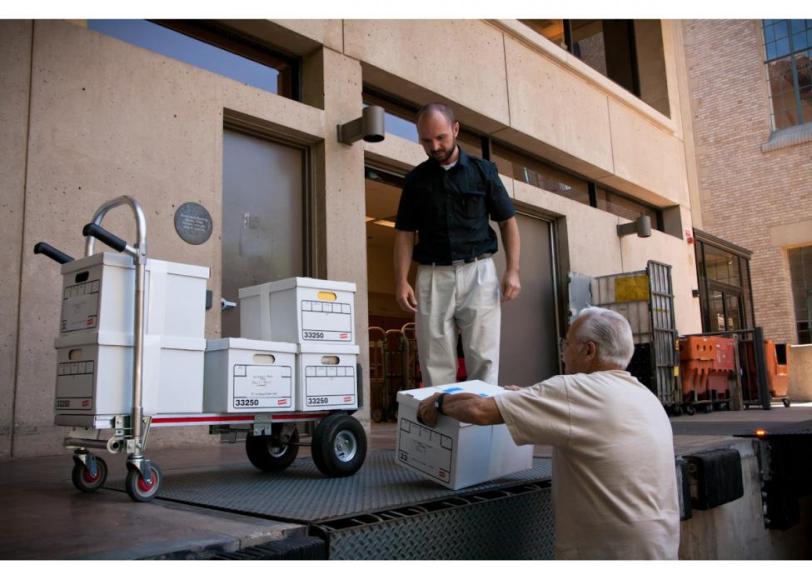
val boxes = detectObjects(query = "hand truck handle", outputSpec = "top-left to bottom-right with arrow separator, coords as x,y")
84,196 -> 146,261
82,223 -> 128,253
33,242 -> 74,264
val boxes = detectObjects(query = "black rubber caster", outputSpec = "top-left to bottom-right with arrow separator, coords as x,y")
125,463 -> 162,502
71,455 -> 108,493
246,426 -> 299,472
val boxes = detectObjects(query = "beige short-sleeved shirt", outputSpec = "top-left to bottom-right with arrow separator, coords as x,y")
495,370 -> 680,560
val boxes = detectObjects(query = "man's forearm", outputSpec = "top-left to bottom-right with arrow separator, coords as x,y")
393,230 -> 415,284
442,393 -> 504,426
499,217 -> 520,273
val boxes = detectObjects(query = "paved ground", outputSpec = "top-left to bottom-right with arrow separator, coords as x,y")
1,402 -> 811,560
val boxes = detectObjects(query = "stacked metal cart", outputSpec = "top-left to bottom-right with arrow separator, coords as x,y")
35,196 -> 366,502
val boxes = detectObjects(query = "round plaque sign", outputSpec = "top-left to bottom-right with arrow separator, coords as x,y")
174,202 -> 213,245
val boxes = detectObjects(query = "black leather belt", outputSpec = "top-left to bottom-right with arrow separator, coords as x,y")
423,252 -> 493,267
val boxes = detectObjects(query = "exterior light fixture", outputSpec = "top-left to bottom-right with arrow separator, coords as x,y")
617,215 -> 652,239
337,105 -> 385,145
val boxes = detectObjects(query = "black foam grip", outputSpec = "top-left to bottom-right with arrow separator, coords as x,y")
82,223 -> 128,252
33,242 -> 74,264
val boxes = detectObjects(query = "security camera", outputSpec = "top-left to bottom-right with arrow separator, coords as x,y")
337,105 -> 385,145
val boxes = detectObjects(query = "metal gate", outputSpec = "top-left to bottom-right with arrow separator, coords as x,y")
590,261 -> 681,410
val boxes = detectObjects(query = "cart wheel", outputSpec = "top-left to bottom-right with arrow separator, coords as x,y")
245,427 -> 299,472
782,398 -> 791,408
71,455 -> 108,493
311,413 -> 367,477
125,463 -> 162,502
671,405 -> 683,417
685,405 -> 696,416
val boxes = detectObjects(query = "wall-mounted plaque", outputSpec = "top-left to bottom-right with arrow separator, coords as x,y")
174,202 -> 213,245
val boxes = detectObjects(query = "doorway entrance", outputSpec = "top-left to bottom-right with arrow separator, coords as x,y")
708,284 -> 745,332
363,167 -> 561,420
221,128 -> 306,337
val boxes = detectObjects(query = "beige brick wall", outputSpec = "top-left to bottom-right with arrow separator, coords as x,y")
682,19 -> 812,343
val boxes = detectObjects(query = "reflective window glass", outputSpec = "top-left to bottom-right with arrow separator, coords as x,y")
595,187 -> 659,225
763,19 -> 812,129
491,144 -> 590,205
88,20 -> 296,97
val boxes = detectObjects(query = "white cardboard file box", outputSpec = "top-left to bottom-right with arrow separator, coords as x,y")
296,343 -> 359,412
53,333 -> 205,418
59,253 -> 209,342
203,338 -> 296,413
239,277 -> 356,345
396,380 -> 534,490
53,252 -> 209,421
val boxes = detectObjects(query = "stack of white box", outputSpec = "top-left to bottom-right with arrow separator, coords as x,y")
203,277 -> 359,414
54,253 -> 210,417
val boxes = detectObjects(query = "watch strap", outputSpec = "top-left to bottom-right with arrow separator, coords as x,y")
436,393 -> 446,414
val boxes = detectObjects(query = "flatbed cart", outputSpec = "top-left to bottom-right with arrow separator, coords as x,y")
34,196 -> 367,502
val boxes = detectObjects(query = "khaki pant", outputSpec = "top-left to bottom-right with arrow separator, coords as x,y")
415,257 -> 501,386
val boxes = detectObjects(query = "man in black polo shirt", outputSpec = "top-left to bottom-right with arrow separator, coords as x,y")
394,103 -> 521,386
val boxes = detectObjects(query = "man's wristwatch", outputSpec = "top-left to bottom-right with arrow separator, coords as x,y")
434,393 -> 446,415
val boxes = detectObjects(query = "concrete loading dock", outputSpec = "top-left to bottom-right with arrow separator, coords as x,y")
2,406 -> 811,560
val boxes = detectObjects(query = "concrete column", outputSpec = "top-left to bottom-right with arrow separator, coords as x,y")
317,47 -> 371,425
0,21 -> 33,458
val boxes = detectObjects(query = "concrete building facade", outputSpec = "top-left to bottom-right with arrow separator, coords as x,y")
1,19 -> 703,458
682,19 -> 812,345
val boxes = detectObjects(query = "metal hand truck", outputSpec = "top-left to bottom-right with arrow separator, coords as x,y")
35,196 -> 367,502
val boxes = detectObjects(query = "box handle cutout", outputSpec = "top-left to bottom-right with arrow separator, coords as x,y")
321,355 -> 340,365
317,291 -> 337,301
253,354 -> 276,364
75,271 -> 89,283
68,349 -> 83,361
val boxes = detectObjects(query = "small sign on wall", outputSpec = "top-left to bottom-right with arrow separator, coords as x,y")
174,202 -> 213,245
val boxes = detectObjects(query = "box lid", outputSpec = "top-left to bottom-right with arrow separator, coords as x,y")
297,343 -> 360,355
55,332 -> 205,350
60,252 -> 209,280
238,277 -> 357,298
60,252 -> 131,275
206,338 -> 297,353
270,277 -> 357,293
146,258 -> 210,280
397,380 -> 503,406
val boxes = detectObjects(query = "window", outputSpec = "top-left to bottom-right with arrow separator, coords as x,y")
88,20 -> 299,99
595,187 -> 660,227
788,246 -> 812,344
491,143 -> 590,205
763,20 -> 812,130
694,231 -> 755,333
520,19 -> 670,117
362,88 -> 484,156
362,90 -> 661,229
363,91 -> 420,142
703,244 -> 742,287
491,142 -> 661,228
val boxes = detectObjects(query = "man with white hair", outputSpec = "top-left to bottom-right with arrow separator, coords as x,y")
417,306 -> 680,559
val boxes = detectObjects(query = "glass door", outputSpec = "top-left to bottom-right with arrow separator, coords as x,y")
708,283 -> 745,332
